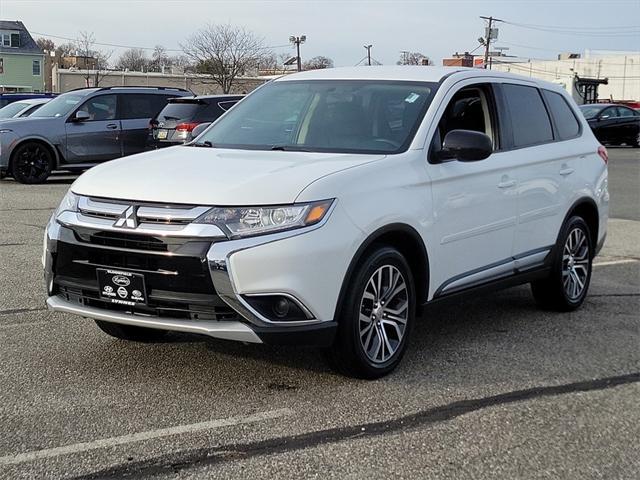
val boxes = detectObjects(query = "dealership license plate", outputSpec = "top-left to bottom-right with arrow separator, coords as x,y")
97,268 -> 147,306
156,129 -> 168,140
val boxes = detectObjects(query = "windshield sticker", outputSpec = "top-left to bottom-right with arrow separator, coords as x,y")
405,93 -> 420,103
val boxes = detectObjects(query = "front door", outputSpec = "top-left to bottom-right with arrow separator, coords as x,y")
428,82 -> 518,297
65,94 -> 121,163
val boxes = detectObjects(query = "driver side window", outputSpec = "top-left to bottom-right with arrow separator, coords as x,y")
430,84 -> 497,160
76,95 -> 117,122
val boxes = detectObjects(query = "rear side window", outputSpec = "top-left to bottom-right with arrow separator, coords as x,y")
542,90 -> 581,140
120,94 -> 172,120
502,84 -> 553,147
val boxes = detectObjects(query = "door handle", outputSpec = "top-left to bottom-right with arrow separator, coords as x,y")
497,178 -> 516,189
106,123 -> 118,130
559,167 -> 575,176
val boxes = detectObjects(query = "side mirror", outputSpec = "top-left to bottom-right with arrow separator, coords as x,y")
440,129 -> 493,162
190,122 -> 211,139
73,110 -> 91,122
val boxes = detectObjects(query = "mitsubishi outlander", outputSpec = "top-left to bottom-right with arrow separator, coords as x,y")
44,67 -> 609,378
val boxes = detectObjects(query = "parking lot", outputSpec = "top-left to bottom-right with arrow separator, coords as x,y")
0,148 -> 638,479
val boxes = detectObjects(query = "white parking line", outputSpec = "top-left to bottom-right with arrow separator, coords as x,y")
593,259 -> 639,267
0,408 -> 294,466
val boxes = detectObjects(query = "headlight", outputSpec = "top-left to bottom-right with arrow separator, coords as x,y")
55,190 -> 79,218
194,199 -> 334,238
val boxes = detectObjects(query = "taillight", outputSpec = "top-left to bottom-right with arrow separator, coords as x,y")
597,145 -> 608,165
176,122 -> 199,132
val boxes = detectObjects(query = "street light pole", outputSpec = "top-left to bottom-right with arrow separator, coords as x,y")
364,44 -> 372,66
289,35 -> 307,72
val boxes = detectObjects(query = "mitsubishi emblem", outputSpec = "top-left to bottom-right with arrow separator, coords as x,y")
114,206 -> 138,229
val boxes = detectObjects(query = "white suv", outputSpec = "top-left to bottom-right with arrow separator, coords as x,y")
44,67 -> 609,378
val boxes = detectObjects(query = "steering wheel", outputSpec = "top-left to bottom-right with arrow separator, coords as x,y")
373,138 -> 402,149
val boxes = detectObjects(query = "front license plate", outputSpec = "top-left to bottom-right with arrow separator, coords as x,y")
97,268 -> 147,306
156,129 -> 168,140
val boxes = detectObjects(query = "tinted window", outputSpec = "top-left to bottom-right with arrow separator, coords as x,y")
218,100 -> 239,111
157,101 -> 203,122
77,94 -> 117,121
601,107 -> 617,119
198,80 -> 436,154
503,84 -> 553,147
120,93 -> 171,119
579,105 -> 605,119
618,107 -> 636,118
543,90 -> 580,140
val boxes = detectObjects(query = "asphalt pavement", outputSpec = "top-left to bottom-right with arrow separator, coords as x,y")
0,149 -> 638,479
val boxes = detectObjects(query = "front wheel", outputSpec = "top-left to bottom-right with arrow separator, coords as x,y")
327,246 -> 416,379
11,142 -> 54,184
531,216 -> 593,311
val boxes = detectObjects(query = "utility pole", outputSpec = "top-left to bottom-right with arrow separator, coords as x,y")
289,35 -> 307,72
364,44 -> 373,66
479,16 -> 502,69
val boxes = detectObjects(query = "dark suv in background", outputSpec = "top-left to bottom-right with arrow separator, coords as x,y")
149,94 -> 243,147
0,86 -> 191,184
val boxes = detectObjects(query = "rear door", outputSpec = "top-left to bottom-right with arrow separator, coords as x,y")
617,106 -> 640,144
595,107 -> 620,143
64,94 -> 121,164
505,85 -> 582,259
119,93 -> 174,156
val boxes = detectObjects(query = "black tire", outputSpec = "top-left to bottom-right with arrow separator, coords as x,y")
531,216 -> 593,312
326,246 -> 416,379
10,141 -> 54,184
94,320 -> 167,342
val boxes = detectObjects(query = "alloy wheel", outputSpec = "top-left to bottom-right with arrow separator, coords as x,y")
358,265 -> 409,364
14,145 -> 50,181
562,227 -> 590,300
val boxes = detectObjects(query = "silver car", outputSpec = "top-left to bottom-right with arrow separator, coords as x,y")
0,86 -> 191,184
0,98 -> 50,119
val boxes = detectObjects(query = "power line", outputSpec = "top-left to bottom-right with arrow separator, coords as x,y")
32,31 -> 291,53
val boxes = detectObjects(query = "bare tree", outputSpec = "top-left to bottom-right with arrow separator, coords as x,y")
36,37 -> 55,52
397,52 -> 433,66
303,56 -> 334,70
55,42 -> 75,57
181,24 -> 268,93
116,48 -> 149,72
150,45 -> 169,72
75,31 -> 113,87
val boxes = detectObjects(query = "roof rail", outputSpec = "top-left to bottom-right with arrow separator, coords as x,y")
66,86 -> 193,94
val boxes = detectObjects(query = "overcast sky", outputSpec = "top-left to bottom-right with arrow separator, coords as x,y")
2,0 -> 639,66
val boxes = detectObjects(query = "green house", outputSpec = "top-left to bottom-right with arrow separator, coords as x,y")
0,20 -> 45,92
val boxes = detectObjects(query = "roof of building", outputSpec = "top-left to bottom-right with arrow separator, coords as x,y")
0,20 -> 44,55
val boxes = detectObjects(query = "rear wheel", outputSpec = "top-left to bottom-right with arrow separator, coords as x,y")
327,246 -> 415,379
95,320 -> 167,342
531,216 -> 593,311
631,132 -> 640,148
11,142 -> 54,184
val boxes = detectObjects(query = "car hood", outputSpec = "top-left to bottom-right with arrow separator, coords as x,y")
71,146 -> 384,205
0,116 -> 57,127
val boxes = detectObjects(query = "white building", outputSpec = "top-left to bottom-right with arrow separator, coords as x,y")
492,50 -> 640,103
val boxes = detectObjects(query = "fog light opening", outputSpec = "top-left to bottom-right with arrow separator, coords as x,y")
243,294 -> 312,322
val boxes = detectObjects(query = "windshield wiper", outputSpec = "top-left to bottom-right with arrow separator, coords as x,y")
191,140 -> 214,148
271,145 -> 311,152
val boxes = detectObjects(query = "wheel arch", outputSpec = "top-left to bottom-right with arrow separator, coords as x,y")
563,197 -> 600,252
334,223 -> 430,320
9,137 -> 62,172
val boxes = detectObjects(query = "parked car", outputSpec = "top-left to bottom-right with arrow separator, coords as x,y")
0,92 -> 57,108
0,98 -> 50,119
44,67 -> 608,378
0,86 -> 192,183
148,94 -> 243,147
579,103 -> 640,147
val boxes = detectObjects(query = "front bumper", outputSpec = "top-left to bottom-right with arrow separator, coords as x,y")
43,202 -> 350,346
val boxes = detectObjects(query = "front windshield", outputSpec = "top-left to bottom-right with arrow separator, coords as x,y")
579,105 -> 605,119
0,102 -> 30,118
30,91 -> 92,118
197,80 -> 437,154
